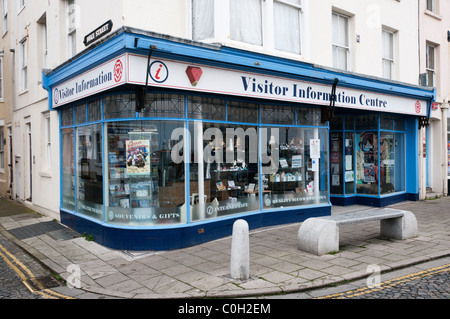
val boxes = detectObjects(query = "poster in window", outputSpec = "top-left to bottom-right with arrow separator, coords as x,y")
310,139 -> 321,158
126,140 -> 150,175
364,163 -> 376,183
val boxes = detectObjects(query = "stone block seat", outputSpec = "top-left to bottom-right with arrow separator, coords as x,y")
298,208 -> 418,256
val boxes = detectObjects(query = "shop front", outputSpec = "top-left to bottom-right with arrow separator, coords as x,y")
44,27 -> 435,250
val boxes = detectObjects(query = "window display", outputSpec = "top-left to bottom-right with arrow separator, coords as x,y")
356,131 -> 378,195
76,124 -> 103,220
61,92 -> 330,227
262,127 -> 329,208
380,132 -> 405,194
189,122 -> 260,221
62,128 -> 75,211
106,121 -> 186,226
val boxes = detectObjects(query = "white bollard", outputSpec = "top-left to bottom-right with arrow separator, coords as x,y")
230,219 -> 250,281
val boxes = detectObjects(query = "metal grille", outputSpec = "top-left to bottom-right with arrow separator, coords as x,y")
228,100 -> 259,123
88,98 -> 102,122
261,104 -> 295,125
74,103 -> 86,124
187,95 -> 225,120
103,94 -> 136,119
142,93 -> 185,118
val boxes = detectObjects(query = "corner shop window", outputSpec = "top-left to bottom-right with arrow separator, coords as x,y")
62,128 -> 75,211
106,120 -> 186,226
76,124 -> 103,220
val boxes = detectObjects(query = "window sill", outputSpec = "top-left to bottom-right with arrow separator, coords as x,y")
18,89 -> 28,96
424,10 -> 442,21
39,171 -> 52,178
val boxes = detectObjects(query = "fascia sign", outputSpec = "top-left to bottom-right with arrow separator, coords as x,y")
52,53 -> 428,117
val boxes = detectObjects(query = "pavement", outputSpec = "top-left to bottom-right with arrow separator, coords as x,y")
0,196 -> 449,299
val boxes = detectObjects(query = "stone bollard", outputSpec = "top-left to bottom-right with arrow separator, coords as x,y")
230,219 -> 250,281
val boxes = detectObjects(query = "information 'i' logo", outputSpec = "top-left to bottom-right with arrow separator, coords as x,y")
149,61 -> 169,83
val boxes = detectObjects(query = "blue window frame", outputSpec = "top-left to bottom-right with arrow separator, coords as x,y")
60,90 -> 330,228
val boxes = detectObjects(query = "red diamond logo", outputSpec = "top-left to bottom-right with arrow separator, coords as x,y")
186,66 -> 203,87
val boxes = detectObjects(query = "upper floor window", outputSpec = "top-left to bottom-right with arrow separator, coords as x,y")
382,29 -> 394,80
191,0 -> 303,56
0,55 -> 3,100
230,0 -> 262,46
426,0 -> 436,13
1,0 -> 7,35
332,12 -> 350,70
426,43 -> 436,87
19,38 -> 27,92
273,0 -> 302,55
67,0 -> 77,58
17,0 -> 24,12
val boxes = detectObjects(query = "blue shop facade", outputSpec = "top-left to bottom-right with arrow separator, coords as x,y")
43,28 -> 435,250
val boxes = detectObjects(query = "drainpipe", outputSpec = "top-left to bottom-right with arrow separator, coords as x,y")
442,101 -> 449,196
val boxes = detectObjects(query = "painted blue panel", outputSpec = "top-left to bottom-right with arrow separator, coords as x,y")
405,117 -> 419,194
61,205 -> 331,250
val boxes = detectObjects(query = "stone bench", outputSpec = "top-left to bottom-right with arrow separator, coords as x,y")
298,208 -> 418,256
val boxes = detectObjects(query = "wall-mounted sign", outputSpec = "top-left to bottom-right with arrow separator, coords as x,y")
83,20 -> 113,47
52,54 -> 126,108
127,54 -> 428,117
51,52 -> 429,117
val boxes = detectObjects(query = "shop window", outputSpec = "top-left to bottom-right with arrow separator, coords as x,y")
228,100 -> 259,123
356,131 -> 378,195
143,93 -> 185,118
62,128 -> 75,211
261,104 -> 295,125
76,124 -> 103,220
380,132 -> 405,194
103,94 -> 136,119
262,126 -> 329,208
188,95 -> 225,120
105,121 -> 186,226
189,122 -> 260,221
87,99 -> 101,122
61,106 -> 73,126
330,132 -> 343,194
